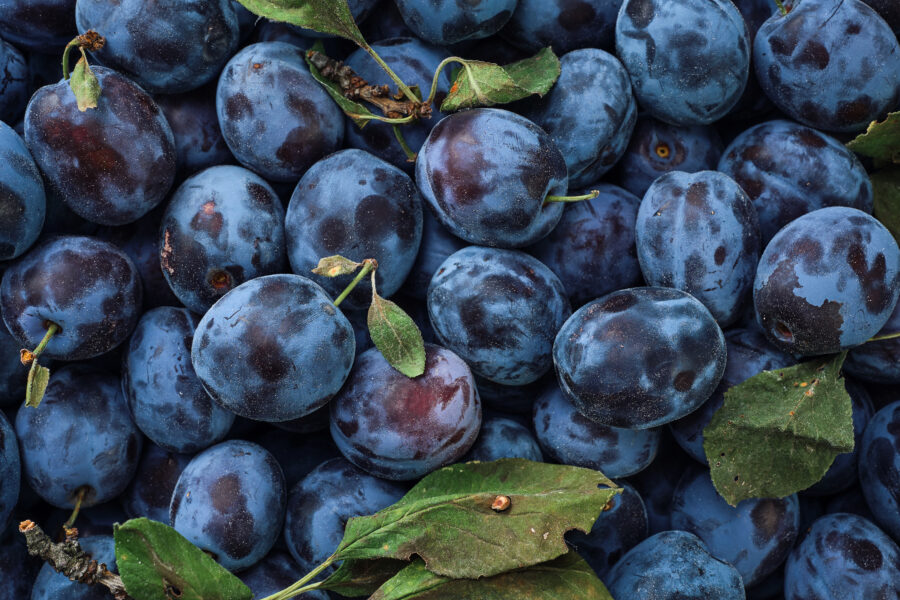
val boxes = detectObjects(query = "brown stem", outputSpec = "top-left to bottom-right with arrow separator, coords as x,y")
19,521 -> 132,600
306,50 -> 432,121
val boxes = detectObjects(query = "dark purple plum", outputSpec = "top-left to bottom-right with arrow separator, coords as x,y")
1,235 -> 142,360
846,301 -> 900,384
30,535 -> 116,600
330,344 -> 481,481
428,246 -> 571,385
216,42 -> 345,182
416,108 -> 568,248
533,383 -> 659,478
474,373 -> 547,414
0,0 -> 75,52
501,0 -> 623,53
25,66 -> 176,226
553,287 -> 727,429
0,38 -> 27,124
284,149 -> 423,311
615,116 -> 724,200
251,428 -> 341,489
0,411 -> 18,534
635,170 -> 761,326
123,307 -> 235,454
402,210 -> 466,301
625,429 -> 692,535
393,0 -> 517,45
283,457 -> 405,574
754,0 -> 900,132
170,440 -> 286,572
0,121 -> 45,261
160,165 -> 287,314
361,0 -> 414,41
859,401 -> 900,542
464,416 -> 543,462
191,274 -> 355,422
717,120 -> 874,243
15,365 -> 142,508
753,207 -> 900,355
121,443 -> 193,523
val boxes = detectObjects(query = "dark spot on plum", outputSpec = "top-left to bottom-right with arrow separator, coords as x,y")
625,0 -> 655,28
795,41 -> 830,70
205,473 -> 256,560
558,0 -> 596,31
673,371 -> 695,392
714,246 -> 726,266
847,246 -> 889,314
225,93 -> 252,121
685,181 -> 709,209
598,292 -> 638,313
826,531 -> 884,571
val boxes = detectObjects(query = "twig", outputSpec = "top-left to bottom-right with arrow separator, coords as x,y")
19,521 -> 132,600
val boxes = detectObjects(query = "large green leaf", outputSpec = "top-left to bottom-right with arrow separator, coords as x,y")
319,558 -> 407,597
114,518 -> 252,600
333,459 -> 619,579
703,353 -> 854,506
370,553 -> 613,600
440,48 -> 560,112
846,111 -> 900,166
368,291 -> 425,378
871,168 -> 900,245
235,0 -> 366,45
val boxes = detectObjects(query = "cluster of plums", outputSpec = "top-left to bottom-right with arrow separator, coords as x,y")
2,0 -> 900,599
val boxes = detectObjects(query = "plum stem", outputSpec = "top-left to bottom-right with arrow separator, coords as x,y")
868,331 -> 900,343
21,322 -> 59,366
259,554 -> 336,600
362,44 -> 420,103
773,0 -> 787,15
21,322 -> 59,408
544,190 -> 600,204
393,125 -> 417,162
61,31 -> 105,80
333,259 -> 378,307
426,56 -> 463,105
63,487 -> 89,530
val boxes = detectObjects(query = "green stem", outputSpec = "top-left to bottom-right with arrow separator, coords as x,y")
333,260 -> 377,307
362,43 -> 418,103
260,555 -> 335,600
774,0 -> 787,15
544,190 -> 600,204
352,113 -> 416,125
63,486 -> 88,530
868,331 -> 900,343
61,38 -> 81,80
28,322 -> 59,362
426,56 -> 463,105
393,125 -> 417,162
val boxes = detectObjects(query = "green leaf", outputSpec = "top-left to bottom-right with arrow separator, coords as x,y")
319,558 -> 407,597
846,111 -> 900,166
871,168 -> 900,245
311,254 -> 363,278
334,459 -> 619,579
304,44 -> 377,129
440,48 -> 561,112
367,291 -> 425,378
69,55 -> 100,112
703,353 -> 855,506
235,0 -> 366,45
24,363 -> 50,408
370,553 -> 613,600
114,518 -> 253,600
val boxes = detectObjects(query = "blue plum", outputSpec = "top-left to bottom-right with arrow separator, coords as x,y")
717,120 -> 874,243
0,121 -> 45,261
1,235 -> 142,360
0,0 -> 75,52
25,67 -> 176,225
672,465 -> 800,586
123,307 -> 234,454
635,170 -> 761,326
330,345 -> 481,481
30,535 -> 116,600
344,38 -> 450,173
0,535 -> 40,600
501,0 -> 623,53
76,0 -> 240,94
170,440 -> 286,572
192,274 -> 355,422
846,301 -> 900,384
626,429 -> 692,535
284,149 -> 423,311
525,48 -> 636,187
361,0 -> 414,41
753,207 -> 900,355
394,0 -> 517,45
566,482 -> 647,578
0,322 -> 26,408
554,287 -> 726,429
416,108 -> 567,248
615,0 -> 750,125
669,327 -> 795,464
533,383 -> 659,478
859,401 -> 900,542
0,37 -> 26,124
121,443 -> 193,523
606,530 -> 745,599
0,411 -> 18,534
428,246 -> 571,385
402,210 -> 465,301
464,416 -> 543,462
754,0 -> 900,132
283,457 -> 405,574
15,365 -> 142,508
160,165 -> 287,313
784,513 -> 900,599
216,42 -> 345,182
615,116 -> 724,200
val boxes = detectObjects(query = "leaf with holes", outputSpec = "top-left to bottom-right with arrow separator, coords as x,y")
235,0 -> 366,45
333,459 -> 619,579
846,111 -> 900,167
367,291 -> 425,378
703,353 -> 854,506
114,518 -> 252,600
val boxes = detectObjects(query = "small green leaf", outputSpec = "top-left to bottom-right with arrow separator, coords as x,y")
304,44 -> 377,129
24,363 -> 50,408
846,111 -> 900,166
871,168 -> 900,245
319,558 -> 407,597
334,459 -> 619,579
114,518 -> 253,600
235,0 -> 366,45
311,254 -> 363,278
440,48 -> 560,112
69,55 -> 100,112
703,353 -> 855,506
368,291 -> 425,378
370,553 -> 613,600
